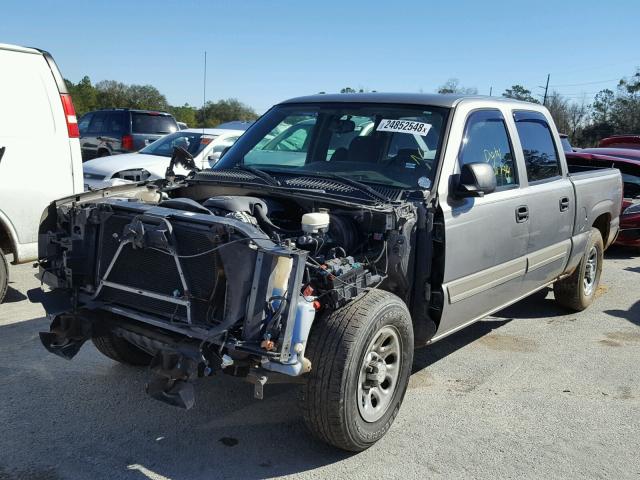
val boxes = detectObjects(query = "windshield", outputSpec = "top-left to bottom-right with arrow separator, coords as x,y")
215,103 -> 449,189
139,132 -> 218,157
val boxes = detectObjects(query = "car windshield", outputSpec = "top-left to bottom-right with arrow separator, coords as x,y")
215,103 -> 449,189
139,132 -> 218,157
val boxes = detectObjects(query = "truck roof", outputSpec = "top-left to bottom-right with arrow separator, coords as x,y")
279,92 -> 537,109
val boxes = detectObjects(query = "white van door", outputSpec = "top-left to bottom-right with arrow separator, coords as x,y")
0,47 -> 75,258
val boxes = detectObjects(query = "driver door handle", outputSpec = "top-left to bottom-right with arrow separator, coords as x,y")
516,205 -> 529,223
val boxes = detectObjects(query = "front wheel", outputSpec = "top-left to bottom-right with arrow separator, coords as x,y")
300,289 -> 414,452
554,227 -> 603,311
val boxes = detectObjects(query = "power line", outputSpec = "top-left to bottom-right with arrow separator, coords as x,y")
548,78 -> 621,88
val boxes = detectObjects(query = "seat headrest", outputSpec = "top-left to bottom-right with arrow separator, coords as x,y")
348,136 -> 379,163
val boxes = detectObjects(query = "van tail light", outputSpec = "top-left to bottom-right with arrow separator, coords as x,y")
60,94 -> 79,138
121,134 -> 134,151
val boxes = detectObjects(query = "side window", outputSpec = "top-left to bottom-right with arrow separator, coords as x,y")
514,110 -> 561,182
78,113 -> 93,134
104,112 -> 126,135
87,112 -> 106,134
459,110 -> 517,188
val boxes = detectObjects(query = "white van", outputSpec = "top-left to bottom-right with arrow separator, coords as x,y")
0,43 -> 83,302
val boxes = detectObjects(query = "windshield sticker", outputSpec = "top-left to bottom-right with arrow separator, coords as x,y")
377,119 -> 432,136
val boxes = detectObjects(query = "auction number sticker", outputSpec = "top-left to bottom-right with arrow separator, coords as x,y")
377,119 -> 432,136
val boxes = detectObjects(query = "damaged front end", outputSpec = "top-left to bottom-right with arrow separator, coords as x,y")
34,193 -> 315,407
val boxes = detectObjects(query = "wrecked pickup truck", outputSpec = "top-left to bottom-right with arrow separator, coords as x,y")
32,94 -> 622,452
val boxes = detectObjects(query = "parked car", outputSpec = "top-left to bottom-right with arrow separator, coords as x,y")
578,147 -> 640,162
33,94 -> 621,452
598,135 -> 640,149
567,150 -> 640,248
177,121 -> 188,130
82,128 -> 246,190
78,108 -> 178,160
0,43 -> 83,303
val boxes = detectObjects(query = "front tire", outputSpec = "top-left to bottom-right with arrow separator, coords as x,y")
92,333 -> 152,366
300,290 -> 413,452
554,227 -> 603,311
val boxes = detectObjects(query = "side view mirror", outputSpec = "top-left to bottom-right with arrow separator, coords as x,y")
455,162 -> 496,198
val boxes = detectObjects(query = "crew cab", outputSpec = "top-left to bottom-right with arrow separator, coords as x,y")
31,94 -> 622,452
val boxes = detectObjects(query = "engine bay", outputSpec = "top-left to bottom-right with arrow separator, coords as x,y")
34,177 -> 420,408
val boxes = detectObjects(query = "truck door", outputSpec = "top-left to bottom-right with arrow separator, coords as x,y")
435,107 -> 529,337
512,110 -> 574,291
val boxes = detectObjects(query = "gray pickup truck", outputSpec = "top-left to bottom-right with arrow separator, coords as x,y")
32,94 -> 622,452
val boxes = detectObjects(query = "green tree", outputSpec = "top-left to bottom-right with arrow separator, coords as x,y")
169,104 -> 198,126
196,98 -> 258,127
502,84 -> 539,103
65,76 -> 98,116
95,80 -> 130,109
126,84 -> 169,110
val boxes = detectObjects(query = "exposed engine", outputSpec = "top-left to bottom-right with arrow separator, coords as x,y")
34,181 -> 417,408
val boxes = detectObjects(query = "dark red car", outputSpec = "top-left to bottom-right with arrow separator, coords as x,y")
567,150 -> 640,248
598,135 -> 640,149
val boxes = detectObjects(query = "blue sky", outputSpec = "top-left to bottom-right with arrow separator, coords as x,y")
2,0 -> 638,113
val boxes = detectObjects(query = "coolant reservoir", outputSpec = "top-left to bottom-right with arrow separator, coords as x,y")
301,212 -> 330,233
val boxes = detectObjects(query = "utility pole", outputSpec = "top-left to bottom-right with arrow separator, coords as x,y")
489,86 -> 493,97
542,74 -> 550,106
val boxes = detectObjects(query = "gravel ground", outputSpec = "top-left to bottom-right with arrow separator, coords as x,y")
0,247 -> 638,480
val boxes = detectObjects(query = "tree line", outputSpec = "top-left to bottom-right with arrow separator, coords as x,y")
67,70 -> 640,145
65,76 -> 259,128
434,72 -> 640,147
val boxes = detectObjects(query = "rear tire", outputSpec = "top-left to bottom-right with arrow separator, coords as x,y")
300,290 -> 413,452
0,248 -> 8,304
92,333 -> 152,366
553,227 -> 603,311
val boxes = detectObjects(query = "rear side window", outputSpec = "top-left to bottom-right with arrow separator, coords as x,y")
78,113 -> 93,134
104,112 -> 127,135
87,112 -> 107,133
514,110 -> 561,182
459,109 -> 517,188
132,113 -> 177,134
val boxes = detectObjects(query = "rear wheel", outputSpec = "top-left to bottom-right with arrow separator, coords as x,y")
300,290 -> 413,452
554,227 -> 603,311
92,333 -> 152,366
0,248 -> 8,304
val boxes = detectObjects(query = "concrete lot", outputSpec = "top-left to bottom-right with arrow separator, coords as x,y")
0,248 -> 638,480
